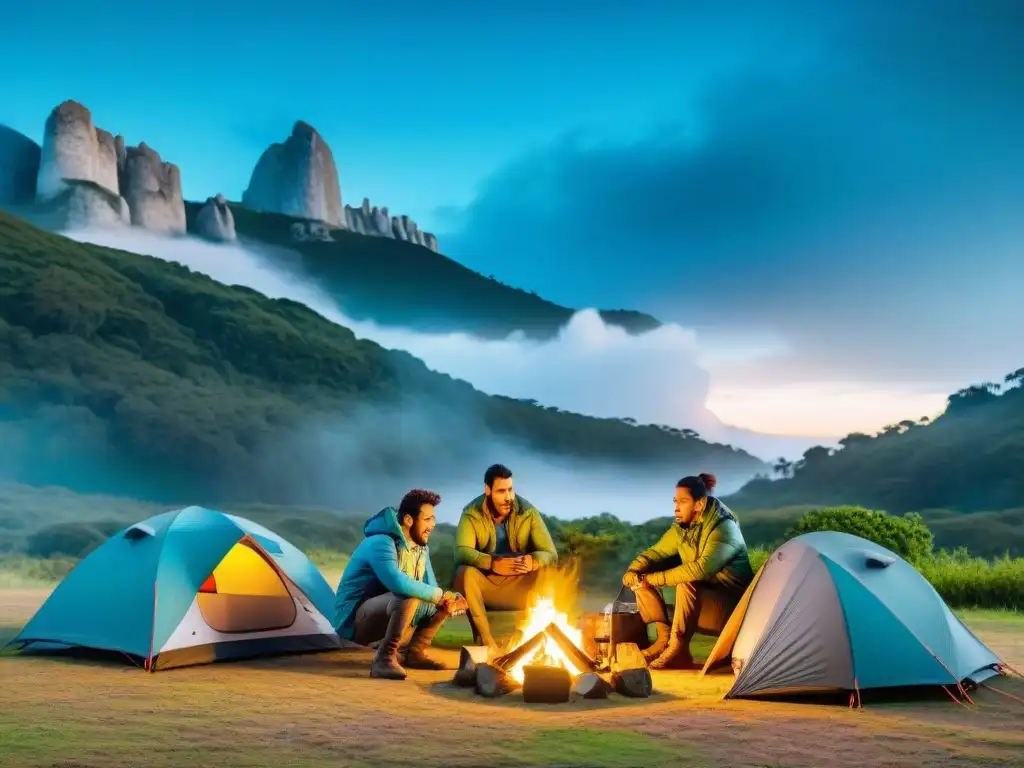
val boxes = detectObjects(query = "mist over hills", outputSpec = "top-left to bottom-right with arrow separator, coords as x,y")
0,211 -> 768,522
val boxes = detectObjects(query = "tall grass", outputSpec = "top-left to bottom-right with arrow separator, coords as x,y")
3,545 -> 1022,610
0,555 -> 77,588
919,548 -> 1024,610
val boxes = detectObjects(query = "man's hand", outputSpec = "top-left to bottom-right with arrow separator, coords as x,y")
446,595 -> 469,615
622,570 -> 644,589
439,591 -> 468,615
516,554 -> 535,573
492,557 -> 522,577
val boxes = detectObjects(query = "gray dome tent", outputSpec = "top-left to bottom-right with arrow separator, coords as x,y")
700,531 -> 1007,702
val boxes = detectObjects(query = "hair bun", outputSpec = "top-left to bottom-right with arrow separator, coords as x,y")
698,473 -> 717,492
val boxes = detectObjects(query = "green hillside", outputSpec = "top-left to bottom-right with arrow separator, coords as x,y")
183,201 -> 662,339
0,211 -> 761,507
724,376 -> 1024,514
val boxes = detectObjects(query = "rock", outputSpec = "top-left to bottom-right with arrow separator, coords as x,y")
36,101 -> 120,200
242,121 -> 343,227
195,193 -> 236,242
289,221 -> 334,242
343,198 -> 402,239
611,642 -> 648,673
611,667 -> 653,698
391,215 -> 408,241
0,125 -> 41,205
58,180 -> 130,229
423,233 -> 438,252
571,672 -> 613,700
121,142 -> 186,234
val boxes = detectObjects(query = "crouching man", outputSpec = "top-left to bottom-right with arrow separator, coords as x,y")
623,473 -> 754,670
452,464 -> 558,651
334,489 -> 468,680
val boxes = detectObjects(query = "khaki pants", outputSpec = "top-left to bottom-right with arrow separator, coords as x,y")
352,592 -> 437,646
634,580 -> 742,647
452,565 -> 541,646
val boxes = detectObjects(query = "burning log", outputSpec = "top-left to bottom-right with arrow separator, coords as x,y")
522,665 -> 572,703
492,627 -> 551,671
453,645 -> 491,688
475,663 -> 520,698
571,672 -> 613,700
611,667 -> 653,698
545,622 -> 598,674
577,612 -> 602,660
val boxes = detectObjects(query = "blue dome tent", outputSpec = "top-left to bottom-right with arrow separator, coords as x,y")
7,506 -> 344,670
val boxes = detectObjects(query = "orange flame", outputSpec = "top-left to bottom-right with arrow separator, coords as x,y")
503,563 -> 583,684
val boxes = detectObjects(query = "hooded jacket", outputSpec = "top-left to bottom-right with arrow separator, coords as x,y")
333,506 -> 443,640
454,493 -> 558,571
628,496 -> 754,591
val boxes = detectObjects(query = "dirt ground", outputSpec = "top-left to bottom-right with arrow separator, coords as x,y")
2,589 -> 1023,768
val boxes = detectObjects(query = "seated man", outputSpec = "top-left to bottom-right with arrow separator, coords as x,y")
334,489 -> 468,680
622,473 -> 754,670
452,463 -> 558,650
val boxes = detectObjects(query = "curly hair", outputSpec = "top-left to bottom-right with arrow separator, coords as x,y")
398,488 -> 441,521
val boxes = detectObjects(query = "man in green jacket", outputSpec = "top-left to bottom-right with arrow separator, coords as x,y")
622,472 -> 754,670
452,464 -> 558,650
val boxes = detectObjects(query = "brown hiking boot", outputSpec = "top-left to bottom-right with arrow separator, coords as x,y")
370,597 -> 418,680
402,609 -> 449,670
641,622 -> 671,663
649,635 -> 701,670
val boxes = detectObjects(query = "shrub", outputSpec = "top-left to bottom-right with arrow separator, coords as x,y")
786,506 -> 934,565
919,549 -> 1024,610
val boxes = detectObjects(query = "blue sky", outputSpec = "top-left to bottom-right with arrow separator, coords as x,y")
2,0 -> 1022,435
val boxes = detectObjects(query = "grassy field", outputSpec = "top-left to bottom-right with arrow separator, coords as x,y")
2,568 -> 1023,767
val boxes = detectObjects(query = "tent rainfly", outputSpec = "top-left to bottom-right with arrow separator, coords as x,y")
701,531 -> 1007,702
7,506 -> 344,670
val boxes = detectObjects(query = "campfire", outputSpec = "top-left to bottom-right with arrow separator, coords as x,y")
452,568 -> 653,703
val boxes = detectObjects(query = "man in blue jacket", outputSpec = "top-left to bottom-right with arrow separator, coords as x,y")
334,489 -> 468,680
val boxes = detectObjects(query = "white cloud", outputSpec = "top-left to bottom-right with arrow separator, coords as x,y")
64,227 -> 832,460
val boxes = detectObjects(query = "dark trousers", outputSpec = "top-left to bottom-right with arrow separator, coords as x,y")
634,580 -> 742,648
352,592 -> 437,646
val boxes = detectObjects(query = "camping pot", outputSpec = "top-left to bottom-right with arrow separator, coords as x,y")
595,585 -> 651,662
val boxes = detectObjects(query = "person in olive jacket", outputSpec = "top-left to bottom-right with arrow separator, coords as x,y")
452,463 -> 558,650
622,472 -> 754,669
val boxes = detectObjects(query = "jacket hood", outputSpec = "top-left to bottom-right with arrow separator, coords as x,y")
363,506 -> 407,544
464,493 -> 530,518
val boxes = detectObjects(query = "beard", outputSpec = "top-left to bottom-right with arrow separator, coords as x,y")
486,496 -> 511,517
411,529 -> 431,546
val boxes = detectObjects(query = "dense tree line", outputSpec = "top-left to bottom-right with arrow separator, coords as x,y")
0,212 -> 761,506
726,372 -> 1024,514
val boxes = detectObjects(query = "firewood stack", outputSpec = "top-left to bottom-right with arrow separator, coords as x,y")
451,623 -> 653,703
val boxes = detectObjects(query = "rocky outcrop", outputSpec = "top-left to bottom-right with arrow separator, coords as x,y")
290,221 -> 333,242
344,198 -> 392,237
120,142 -> 186,234
343,197 -> 439,252
242,121 -> 343,227
30,100 -> 186,233
0,126 -> 41,205
36,101 -> 121,201
195,193 -> 236,242
52,180 -> 130,230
